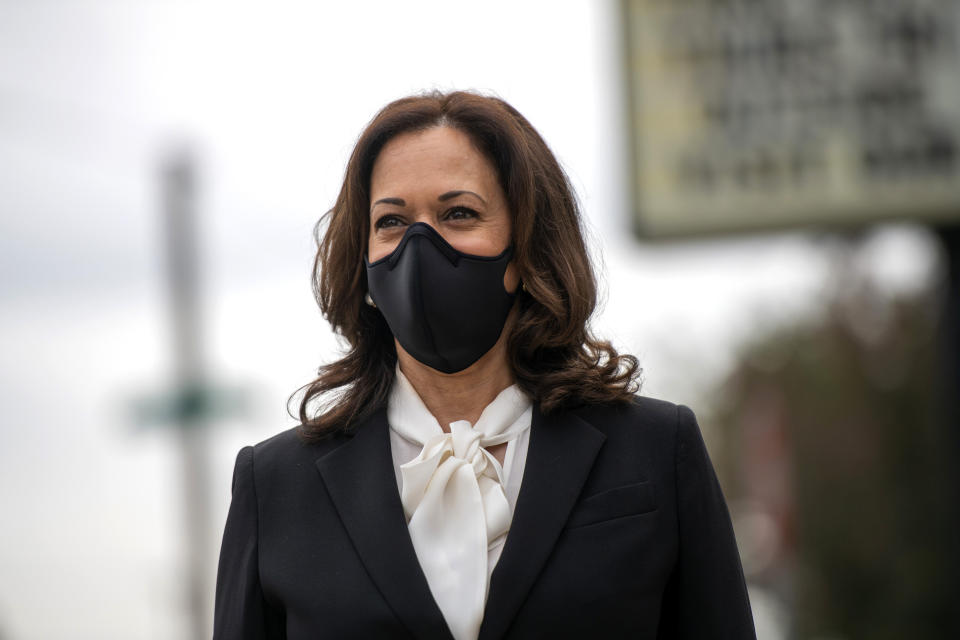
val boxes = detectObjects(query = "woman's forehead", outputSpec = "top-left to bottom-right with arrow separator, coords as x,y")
370,127 -> 503,203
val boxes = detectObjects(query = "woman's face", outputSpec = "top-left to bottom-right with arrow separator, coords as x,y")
367,126 -> 520,293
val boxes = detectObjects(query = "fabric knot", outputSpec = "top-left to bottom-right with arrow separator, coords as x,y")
388,368 -> 532,640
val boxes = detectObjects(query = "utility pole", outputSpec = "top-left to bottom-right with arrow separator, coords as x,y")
162,148 -> 211,640
130,148 -> 249,637
936,225 -> 960,639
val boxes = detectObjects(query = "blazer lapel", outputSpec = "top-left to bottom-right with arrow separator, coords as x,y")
479,405 -> 606,640
315,409 -> 453,640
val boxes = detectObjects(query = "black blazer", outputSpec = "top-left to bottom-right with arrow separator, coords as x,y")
214,397 -> 756,639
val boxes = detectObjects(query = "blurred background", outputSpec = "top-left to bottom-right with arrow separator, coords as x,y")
0,0 -> 956,638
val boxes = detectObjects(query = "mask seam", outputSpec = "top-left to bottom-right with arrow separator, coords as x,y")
409,241 -> 452,372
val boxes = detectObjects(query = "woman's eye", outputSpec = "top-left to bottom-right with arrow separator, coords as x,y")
375,215 -> 405,229
445,206 -> 478,221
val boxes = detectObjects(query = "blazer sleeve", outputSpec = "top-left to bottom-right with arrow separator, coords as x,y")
213,446 -> 285,640
658,405 -> 757,640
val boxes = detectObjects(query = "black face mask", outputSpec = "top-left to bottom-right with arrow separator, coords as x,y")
365,222 -> 517,374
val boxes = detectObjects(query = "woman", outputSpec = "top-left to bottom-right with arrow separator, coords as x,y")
214,91 -> 756,639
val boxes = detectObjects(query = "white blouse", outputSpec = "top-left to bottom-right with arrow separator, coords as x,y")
387,367 -> 532,640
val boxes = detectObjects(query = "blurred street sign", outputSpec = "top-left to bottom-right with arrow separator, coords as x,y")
131,380 -> 250,428
621,0 -> 960,239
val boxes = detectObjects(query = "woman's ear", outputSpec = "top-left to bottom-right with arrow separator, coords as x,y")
503,261 -> 521,294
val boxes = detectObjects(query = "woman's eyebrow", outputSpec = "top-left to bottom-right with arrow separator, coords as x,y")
371,197 -> 406,211
438,190 -> 486,204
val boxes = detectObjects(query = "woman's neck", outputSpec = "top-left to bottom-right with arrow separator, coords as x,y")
396,332 -> 514,430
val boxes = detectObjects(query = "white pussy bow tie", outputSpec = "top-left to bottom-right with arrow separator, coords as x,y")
388,369 -> 532,640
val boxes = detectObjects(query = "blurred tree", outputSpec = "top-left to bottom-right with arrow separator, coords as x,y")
711,250 -> 953,639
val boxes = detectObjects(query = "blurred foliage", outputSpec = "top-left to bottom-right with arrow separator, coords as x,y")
711,262 -> 954,639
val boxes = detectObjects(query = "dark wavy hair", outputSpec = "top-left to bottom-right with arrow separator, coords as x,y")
294,90 -> 640,439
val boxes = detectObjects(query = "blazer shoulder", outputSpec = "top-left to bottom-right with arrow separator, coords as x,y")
572,394 -> 687,435
248,424 -> 350,473
568,395 -> 701,466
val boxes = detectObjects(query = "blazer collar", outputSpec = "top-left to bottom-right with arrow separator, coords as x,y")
479,404 -> 606,640
315,403 -> 606,640
315,408 -> 453,640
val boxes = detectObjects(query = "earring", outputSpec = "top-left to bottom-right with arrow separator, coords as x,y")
365,292 -> 377,308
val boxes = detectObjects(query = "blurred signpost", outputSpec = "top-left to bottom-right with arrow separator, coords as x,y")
620,0 -> 960,636
621,0 -> 960,239
131,149 -> 248,640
